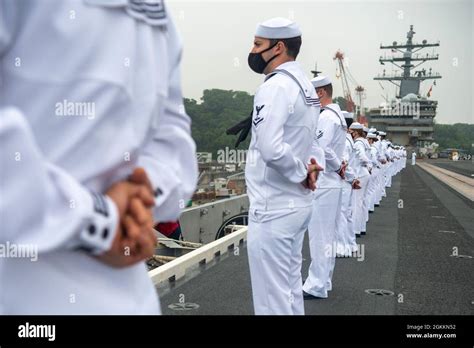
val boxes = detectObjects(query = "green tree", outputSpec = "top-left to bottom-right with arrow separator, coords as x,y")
185,89 -> 254,156
333,96 -> 348,110
433,123 -> 474,153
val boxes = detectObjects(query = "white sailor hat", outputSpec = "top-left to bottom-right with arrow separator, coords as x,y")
379,131 -> 386,136
367,133 -> 377,139
342,111 -> 353,119
255,17 -> 302,39
311,75 -> 332,88
349,122 -> 363,130
369,128 -> 377,133
363,126 -> 369,133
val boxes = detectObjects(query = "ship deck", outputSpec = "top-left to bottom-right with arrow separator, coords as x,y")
157,163 -> 474,315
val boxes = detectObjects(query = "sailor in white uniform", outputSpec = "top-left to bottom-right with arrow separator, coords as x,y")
412,152 -> 417,165
392,145 -> 399,173
0,0 -> 198,314
303,75 -> 347,299
361,127 -> 372,230
349,123 -> 371,237
378,132 -> 389,196
402,147 -> 407,168
393,146 -> 401,173
366,132 -> 381,213
396,146 -> 403,172
245,17 -> 321,315
335,112 -> 360,256
380,134 -> 394,189
386,141 -> 396,187
373,132 -> 386,205
370,129 -> 384,209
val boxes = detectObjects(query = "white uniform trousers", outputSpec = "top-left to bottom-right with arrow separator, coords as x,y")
389,163 -> 394,187
352,175 -> 370,234
385,163 -> 393,188
362,174 -> 371,230
303,188 -> 342,298
367,168 -> 379,212
347,187 -> 359,252
376,168 -> 384,204
335,182 -> 355,256
247,206 -> 312,315
381,164 -> 387,198
376,169 -> 382,205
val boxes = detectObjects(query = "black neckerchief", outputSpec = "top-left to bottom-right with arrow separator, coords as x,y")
226,69 -> 319,148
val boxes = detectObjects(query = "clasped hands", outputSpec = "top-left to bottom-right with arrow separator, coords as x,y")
352,179 -> 361,189
302,158 -> 324,191
337,161 -> 348,179
96,167 -> 157,268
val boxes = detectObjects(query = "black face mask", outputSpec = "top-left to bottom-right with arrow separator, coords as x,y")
248,41 -> 280,74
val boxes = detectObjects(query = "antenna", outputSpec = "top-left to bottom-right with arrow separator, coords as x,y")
374,25 -> 441,98
311,62 -> 322,78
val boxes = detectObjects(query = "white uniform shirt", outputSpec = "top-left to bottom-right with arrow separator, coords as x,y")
313,104 -> 346,189
375,139 -> 385,163
245,61 -> 320,211
343,133 -> 356,183
353,138 -> 371,178
381,139 -> 390,161
369,144 -> 380,168
0,0 -> 197,314
387,147 -> 395,161
362,138 -> 372,168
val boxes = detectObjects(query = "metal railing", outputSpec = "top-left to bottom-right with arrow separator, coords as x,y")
148,225 -> 247,286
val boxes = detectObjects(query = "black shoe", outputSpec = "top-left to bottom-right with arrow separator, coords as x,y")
303,291 -> 325,300
356,234 -> 361,238
361,231 -> 366,235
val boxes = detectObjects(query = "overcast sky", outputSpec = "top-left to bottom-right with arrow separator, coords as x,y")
167,0 -> 473,124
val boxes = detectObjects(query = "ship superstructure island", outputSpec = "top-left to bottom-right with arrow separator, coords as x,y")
368,25 -> 442,147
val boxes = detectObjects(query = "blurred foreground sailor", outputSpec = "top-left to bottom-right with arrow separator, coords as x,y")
303,75 -> 347,299
245,17 -> 322,315
0,0 -> 197,314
